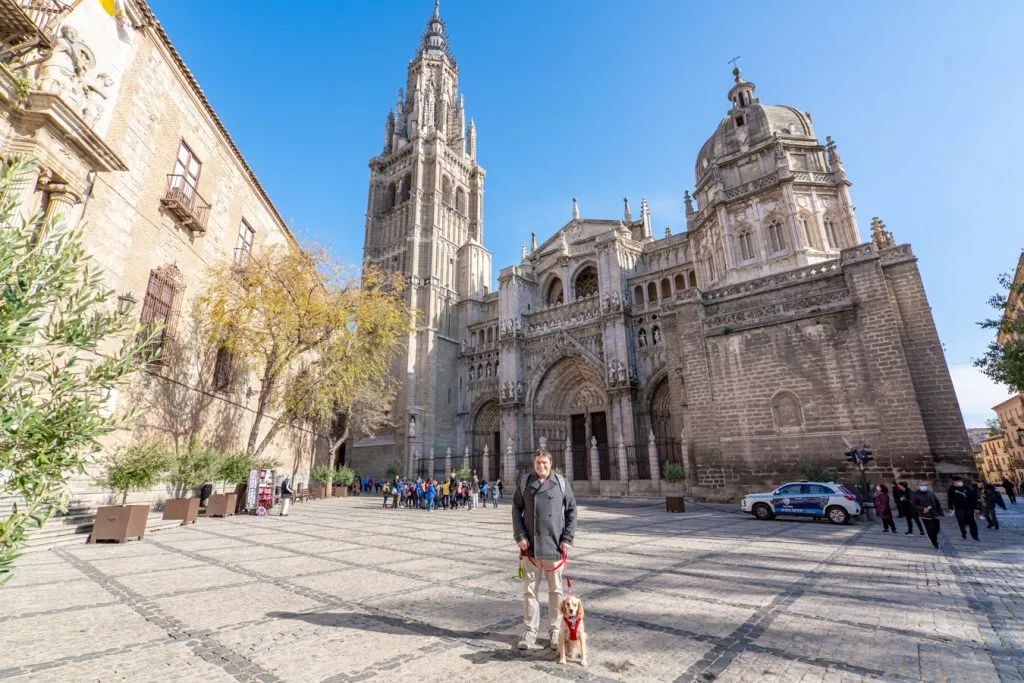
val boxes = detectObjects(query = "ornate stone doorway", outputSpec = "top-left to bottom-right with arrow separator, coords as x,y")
472,400 -> 500,478
532,356 -> 607,480
650,377 -> 678,473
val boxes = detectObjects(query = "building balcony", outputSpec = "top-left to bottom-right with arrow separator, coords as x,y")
0,0 -> 69,64
161,175 -> 210,234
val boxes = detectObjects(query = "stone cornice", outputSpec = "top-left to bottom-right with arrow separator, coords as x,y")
701,259 -> 843,304
703,288 -> 853,336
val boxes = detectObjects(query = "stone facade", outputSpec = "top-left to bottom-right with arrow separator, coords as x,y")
358,7 -> 973,499
0,0 -> 325,508
992,394 -> 1024,486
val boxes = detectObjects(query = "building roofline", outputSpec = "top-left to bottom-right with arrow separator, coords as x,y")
992,393 -> 1023,411
135,1 -> 298,247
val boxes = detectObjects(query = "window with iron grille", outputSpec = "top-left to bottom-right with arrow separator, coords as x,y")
139,266 -> 182,359
235,220 -> 254,264
213,346 -> 235,392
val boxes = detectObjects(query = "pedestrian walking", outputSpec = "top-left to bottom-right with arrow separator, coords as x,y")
391,480 -> 401,509
874,484 -> 896,532
280,476 -> 294,516
1002,478 -> 1017,505
983,482 -> 1006,529
911,481 -> 944,550
382,481 -> 391,508
490,483 -> 499,508
894,481 -> 925,536
512,448 -> 577,651
426,481 -> 437,511
947,477 -> 980,541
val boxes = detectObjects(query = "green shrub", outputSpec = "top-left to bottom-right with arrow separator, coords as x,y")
96,443 -> 172,505
663,461 -> 686,484
454,466 -> 472,482
216,451 -> 255,485
311,465 -> 335,486
385,463 -> 400,480
797,459 -> 837,483
168,440 -> 221,494
334,464 -> 356,486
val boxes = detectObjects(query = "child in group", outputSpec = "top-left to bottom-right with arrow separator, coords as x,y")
490,483 -> 498,508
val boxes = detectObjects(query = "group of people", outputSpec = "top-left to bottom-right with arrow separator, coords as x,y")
873,477 -> 1014,549
381,474 -> 502,510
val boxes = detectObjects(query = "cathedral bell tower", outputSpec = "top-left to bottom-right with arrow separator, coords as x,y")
359,1 -> 492,476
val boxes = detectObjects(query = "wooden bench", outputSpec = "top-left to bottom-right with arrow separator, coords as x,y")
293,487 -> 311,503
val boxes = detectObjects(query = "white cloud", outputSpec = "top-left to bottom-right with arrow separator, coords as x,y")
948,365 -> 1015,427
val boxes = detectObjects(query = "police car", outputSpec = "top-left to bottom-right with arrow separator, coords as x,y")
740,481 -> 861,524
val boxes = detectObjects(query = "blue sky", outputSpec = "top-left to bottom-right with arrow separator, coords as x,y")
149,0 -> 1023,427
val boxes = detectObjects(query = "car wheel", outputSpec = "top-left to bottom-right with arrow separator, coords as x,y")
753,503 -> 774,521
826,506 -> 850,525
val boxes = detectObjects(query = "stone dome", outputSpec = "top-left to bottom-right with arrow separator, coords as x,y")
693,70 -> 816,182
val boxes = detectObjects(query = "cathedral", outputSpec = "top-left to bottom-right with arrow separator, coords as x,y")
354,4 -> 974,499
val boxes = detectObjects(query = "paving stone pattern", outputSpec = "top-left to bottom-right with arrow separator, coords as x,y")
1,497 -> 1023,682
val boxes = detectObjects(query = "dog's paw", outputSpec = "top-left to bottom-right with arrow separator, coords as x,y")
580,659 -> 588,668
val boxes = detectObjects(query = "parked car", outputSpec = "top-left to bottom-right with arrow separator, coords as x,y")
741,482 -> 861,524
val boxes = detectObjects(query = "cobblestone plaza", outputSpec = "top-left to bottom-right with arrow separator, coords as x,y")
2,497 -> 1022,682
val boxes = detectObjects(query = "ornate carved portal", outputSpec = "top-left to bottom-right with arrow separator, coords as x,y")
531,357 -> 608,479
649,378 -> 679,474
471,400 -> 500,476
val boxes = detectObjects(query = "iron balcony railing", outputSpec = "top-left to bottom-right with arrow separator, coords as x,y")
0,0 -> 69,63
161,174 -> 210,233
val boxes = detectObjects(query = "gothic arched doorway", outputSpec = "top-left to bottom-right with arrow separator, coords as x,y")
532,357 -> 608,480
649,377 -> 679,475
472,400 -> 501,481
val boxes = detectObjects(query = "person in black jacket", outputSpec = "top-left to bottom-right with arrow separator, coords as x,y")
911,482 -> 944,550
893,481 -> 925,536
1002,478 -> 1017,505
983,483 -> 1006,529
947,477 -> 979,541
280,477 -> 294,517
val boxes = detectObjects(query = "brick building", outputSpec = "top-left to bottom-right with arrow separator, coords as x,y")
992,394 -> 1024,486
0,0 -> 324,509
355,5 -> 975,499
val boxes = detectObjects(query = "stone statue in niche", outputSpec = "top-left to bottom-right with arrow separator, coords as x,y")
460,339 -> 466,353
516,381 -> 524,400
652,327 -> 661,345
408,415 -> 417,437
616,363 -> 627,384
638,329 -> 647,347
39,25 -> 95,109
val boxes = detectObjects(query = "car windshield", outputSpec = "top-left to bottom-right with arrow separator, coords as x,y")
836,485 -> 855,496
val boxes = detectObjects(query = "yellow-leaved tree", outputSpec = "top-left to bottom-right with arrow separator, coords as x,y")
195,244 -> 410,473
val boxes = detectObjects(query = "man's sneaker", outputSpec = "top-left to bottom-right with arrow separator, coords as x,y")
549,630 -> 560,650
517,636 -> 537,650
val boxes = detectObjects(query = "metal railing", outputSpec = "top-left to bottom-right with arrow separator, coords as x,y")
14,0 -> 66,41
162,174 -> 210,232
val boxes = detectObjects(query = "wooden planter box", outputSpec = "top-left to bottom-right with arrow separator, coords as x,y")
335,486 -> 348,497
665,496 -> 686,513
312,486 -> 327,500
89,504 -> 149,543
163,497 -> 200,525
207,492 -> 237,518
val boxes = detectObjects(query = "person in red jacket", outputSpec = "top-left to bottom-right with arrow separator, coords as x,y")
874,484 -> 896,532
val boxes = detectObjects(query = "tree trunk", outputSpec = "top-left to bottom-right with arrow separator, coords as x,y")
247,372 -> 276,456
121,489 -> 128,506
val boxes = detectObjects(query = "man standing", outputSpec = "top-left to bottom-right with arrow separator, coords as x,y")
279,476 -> 293,517
911,481 -> 944,550
1002,478 -> 1017,505
947,477 -> 980,541
512,449 -> 578,651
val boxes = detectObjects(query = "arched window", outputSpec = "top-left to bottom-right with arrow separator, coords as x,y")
385,182 -> 397,210
661,278 -> 672,300
638,328 -> 647,347
455,187 -> 466,214
674,274 -> 685,291
546,277 -> 564,307
799,213 -> 821,250
737,227 -> 755,261
441,176 -> 452,205
772,391 -> 804,430
400,173 -> 412,203
647,282 -> 658,303
765,218 -> 787,254
633,285 -> 645,309
824,216 -> 839,249
574,266 -> 598,299
485,327 -> 492,345
688,271 -> 697,288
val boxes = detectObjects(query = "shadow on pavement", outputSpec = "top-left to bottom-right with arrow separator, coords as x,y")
267,610 -> 517,647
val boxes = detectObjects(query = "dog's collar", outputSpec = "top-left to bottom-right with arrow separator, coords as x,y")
563,615 -> 582,641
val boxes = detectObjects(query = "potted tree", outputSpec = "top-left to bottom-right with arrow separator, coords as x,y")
164,440 -> 220,525
334,464 -> 356,497
663,461 -> 687,513
311,465 -> 334,500
91,443 -> 170,543
209,451 -> 250,517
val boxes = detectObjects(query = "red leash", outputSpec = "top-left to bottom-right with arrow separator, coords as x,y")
519,549 -> 574,595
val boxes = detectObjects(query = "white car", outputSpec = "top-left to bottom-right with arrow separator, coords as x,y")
741,481 -> 861,524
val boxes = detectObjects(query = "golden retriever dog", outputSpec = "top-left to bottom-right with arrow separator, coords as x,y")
558,594 -> 587,666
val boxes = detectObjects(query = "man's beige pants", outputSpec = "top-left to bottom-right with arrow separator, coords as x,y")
521,556 -> 564,640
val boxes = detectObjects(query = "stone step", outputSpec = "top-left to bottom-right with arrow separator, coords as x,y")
19,507 -> 186,553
